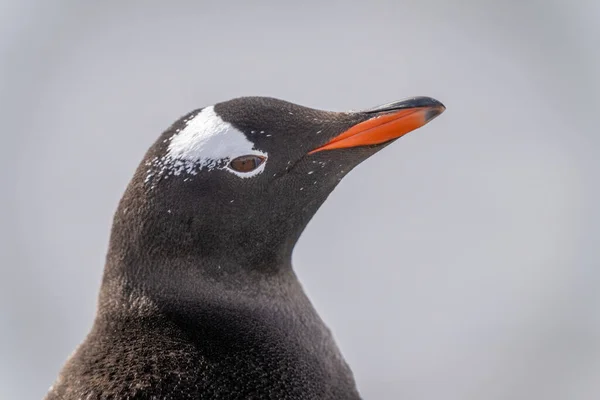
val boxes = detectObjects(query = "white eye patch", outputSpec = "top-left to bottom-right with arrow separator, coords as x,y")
146,106 -> 268,185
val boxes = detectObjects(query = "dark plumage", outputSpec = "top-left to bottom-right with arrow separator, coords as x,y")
46,96 -> 444,399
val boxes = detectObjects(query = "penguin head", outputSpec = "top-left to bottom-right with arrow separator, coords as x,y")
120,96 -> 444,268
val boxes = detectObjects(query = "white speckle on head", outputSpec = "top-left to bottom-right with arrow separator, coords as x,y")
146,106 -> 268,185
308,171 -> 314,175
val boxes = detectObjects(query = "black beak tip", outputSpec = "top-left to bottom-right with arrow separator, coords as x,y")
424,103 -> 445,122
403,96 -> 445,110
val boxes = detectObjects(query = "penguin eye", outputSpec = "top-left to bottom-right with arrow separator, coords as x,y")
228,155 -> 266,173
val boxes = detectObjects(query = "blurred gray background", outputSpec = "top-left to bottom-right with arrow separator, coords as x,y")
1,1 -> 599,399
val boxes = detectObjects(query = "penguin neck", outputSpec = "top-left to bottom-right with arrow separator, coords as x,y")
104,253 -> 297,305
98,219 -> 305,322
99,232 -> 301,312
95,177 -> 315,322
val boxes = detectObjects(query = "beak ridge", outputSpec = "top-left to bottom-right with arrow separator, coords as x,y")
362,96 -> 445,115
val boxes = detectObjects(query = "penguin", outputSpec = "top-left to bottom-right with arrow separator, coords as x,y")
45,96 -> 445,400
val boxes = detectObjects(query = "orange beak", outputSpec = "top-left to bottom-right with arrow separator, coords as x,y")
309,97 -> 445,154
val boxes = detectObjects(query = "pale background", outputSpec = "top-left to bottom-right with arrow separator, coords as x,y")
1,1 -> 599,399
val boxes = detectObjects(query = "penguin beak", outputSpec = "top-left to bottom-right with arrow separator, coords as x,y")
308,97 -> 445,154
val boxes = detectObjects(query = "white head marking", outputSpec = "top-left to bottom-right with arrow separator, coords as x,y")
147,106 -> 268,185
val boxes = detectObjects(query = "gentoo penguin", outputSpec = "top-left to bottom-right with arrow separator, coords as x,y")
45,96 -> 445,400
